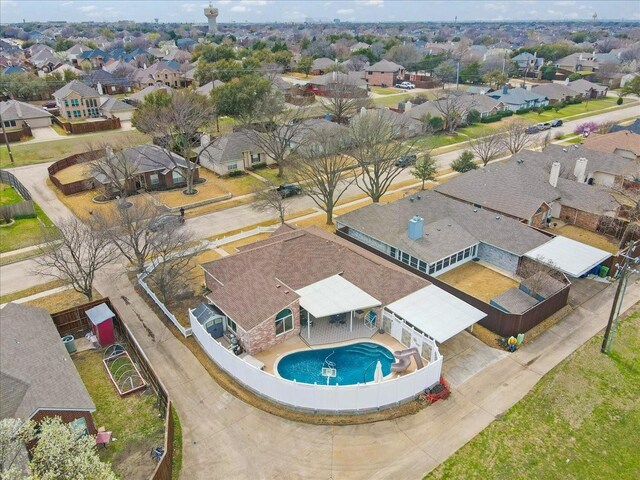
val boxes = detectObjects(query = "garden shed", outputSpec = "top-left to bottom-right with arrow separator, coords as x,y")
86,303 -> 116,347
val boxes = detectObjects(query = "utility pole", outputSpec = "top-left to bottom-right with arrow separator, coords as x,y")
456,61 -> 460,90
601,240 -> 639,354
0,113 -> 15,164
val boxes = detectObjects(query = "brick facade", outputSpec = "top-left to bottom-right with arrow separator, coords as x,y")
477,242 -> 519,273
239,300 -> 301,355
530,203 -> 551,228
559,205 -> 600,231
364,70 -> 404,87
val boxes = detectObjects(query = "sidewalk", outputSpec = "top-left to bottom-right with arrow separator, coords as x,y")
95,257 -> 640,479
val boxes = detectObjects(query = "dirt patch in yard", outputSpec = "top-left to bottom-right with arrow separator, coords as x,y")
550,224 -> 619,254
438,262 -> 519,303
149,170 -> 229,209
53,163 -> 91,184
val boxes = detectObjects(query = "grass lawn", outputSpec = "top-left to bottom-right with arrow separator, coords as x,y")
550,224 -> 619,254
253,166 -> 289,184
411,133 -> 467,151
426,306 -> 640,480
25,288 -> 101,313
0,130 -> 150,168
0,183 -> 23,205
73,350 -> 165,480
0,202 -> 54,253
371,86 -> 403,95
0,279 -> 67,304
373,92 -> 412,108
517,97 -> 621,123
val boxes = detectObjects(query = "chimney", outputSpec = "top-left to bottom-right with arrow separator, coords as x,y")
96,82 -> 104,95
502,85 -> 508,94
105,145 -> 114,158
526,84 -> 532,91
549,161 -> 561,188
404,100 -> 412,111
360,106 -> 366,115
573,157 -> 588,183
200,133 -> 211,147
579,53 -> 583,61
564,77 -> 570,86
408,215 -> 424,241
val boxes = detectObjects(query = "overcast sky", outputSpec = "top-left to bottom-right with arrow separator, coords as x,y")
1,0 -> 639,24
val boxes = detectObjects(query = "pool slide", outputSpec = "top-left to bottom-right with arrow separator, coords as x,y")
391,347 -> 424,372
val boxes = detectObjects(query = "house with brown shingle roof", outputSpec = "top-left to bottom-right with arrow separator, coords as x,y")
582,130 -> 640,161
199,226 -> 485,354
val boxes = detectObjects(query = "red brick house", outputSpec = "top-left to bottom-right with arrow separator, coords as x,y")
364,59 -> 405,87
0,303 -> 96,436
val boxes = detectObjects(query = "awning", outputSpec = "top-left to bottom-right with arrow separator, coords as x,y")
386,285 -> 487,343
525,236 -> 611,278
295,274 -> 380,318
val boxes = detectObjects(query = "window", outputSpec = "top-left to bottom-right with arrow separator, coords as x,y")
464,248 -> 471,258
226,317 -> 238,333
389,246 -> 397,259
66,111 -> 71,118
275,308 -> 294,336
418,260 -> 427,273
227,163 -> 238,171
250,152 -> 261,164
401,252 -> 410,264
149,173 -> 160,185
64,99 -> 69,107
443,257 -> 450,268
3,120 -> 16,128
428,264 -> 435,274
70,98 -> 79,107
171,170 -> 184,183
436,260 -> 443,271
409,256 -> 418,268
73,110 -> 82,118
457,251 -> 464,262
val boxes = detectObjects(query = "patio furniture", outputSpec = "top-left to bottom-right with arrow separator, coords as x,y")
95,431 -> 112,448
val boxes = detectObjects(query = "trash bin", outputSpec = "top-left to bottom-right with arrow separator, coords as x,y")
62,335 -> 77,354
599,266 -> 609,278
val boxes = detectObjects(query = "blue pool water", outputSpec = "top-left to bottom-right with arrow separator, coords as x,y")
276,342 -> 395,386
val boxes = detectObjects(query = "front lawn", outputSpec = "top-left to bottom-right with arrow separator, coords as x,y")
0,202 -> 54,253
0,183 -> 23,205
411,133 -> 467,151
0,130 -> 150,168
517,97 -> 622,123
425,306 -> 640,480
74,349 -> 165,480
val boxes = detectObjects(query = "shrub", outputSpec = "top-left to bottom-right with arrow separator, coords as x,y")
498,110 -> 513,117
451,151 -> 478,173
617,97 -> 624,105
466,109 -> 481,125
250,162 -> 267,170
227,170 -> 245,177
480,114 -> 502,123
515,107 -> 531,115
542,105 -> 553,111
426,115 -> 444,132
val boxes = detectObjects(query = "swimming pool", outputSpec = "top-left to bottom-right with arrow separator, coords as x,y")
276,342 -> 395,386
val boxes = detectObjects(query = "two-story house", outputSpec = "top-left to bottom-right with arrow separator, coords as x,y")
364,60 -> 405,87
52,80 -> 102,121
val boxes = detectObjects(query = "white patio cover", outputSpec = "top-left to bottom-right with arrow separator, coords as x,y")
386,285 -> 487,343
295,274 -> 381,318
525,236 -> 611,278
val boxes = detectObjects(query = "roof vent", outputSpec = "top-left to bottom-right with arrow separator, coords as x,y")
416,195 -> 421,200
496,216 -> 501,220
276,284 -> 281,288
284,290 -> 289,294
573,144 -> 579,149
473,208 -> 478,212
410,197 -> 415,202
562,148 -> 568,152
516,158 -> 524,164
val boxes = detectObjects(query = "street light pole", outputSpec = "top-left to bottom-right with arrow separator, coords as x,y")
601,240 -> 639,354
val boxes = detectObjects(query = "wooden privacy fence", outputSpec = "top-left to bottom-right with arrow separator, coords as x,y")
336,228 -> 571,338
0,200 -> 36,219
0,169 -> 32,200
50,298 -> 175,480
48,150 -> 101,196
52,116 -> 121,134
2,124 -> 31,142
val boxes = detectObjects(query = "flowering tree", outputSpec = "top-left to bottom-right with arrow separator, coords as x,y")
574,121 -> 599,136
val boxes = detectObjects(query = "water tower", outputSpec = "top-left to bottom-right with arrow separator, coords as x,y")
204,2 -> 218,35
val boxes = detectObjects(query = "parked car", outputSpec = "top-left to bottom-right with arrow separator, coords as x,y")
275,183 -> 302,198
550,119 -> 563,127
395,82 -> 415,89
149,214 -> 185,232
395,154 -> 417,168
525,126 -> 540,134
537,122 -> 552,130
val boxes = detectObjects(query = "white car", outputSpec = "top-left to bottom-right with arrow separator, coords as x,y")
395,82 -> 415,89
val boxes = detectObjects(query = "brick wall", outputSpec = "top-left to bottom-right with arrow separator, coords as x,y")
477,242 -> 519,273
559,205 -> 600,231
365,71 -> 399,86
241,301 -> 301,355
530,204 -> 550,228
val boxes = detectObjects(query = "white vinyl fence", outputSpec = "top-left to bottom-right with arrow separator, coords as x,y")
191,314 -> 443,413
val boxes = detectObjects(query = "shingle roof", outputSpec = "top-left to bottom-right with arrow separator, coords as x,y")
201,226 -> 428,331
128,84 -> 174,103
491,288 -> 538,314
0,303 -> 95,420
195,80 -> 224,96
610,119 -> 640,135
311,57 -> 335,70
582,131 -> 640,157
488,87 -> 547,106
99,96 -> 135,113
337,190 -> 551,263
531,83 -> 579,101
567,79 -> 608,95
0,99 -> 52,121
52,79 -> 100,99
368,59 -> 404,72
196,131 -> 261,164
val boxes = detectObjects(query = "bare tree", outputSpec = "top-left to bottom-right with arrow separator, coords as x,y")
240,90 -> 306,177
133,89 -> 216,194
144,226 -> 202,305
349,109 -> 415,202
320,73 -> 370,124
91,199 -> 170,273
518,257 -> 563,299
87,144 -> 139,199
291,129 -> 356,225
33,218 -> 118,301
609,186 -> 640,248
469,130 -> 505,166
252,181 -> 288,224
502,120 -> 534,155
433,91 -> 474,134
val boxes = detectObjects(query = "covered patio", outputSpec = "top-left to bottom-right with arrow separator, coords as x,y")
296,274 -> 381,346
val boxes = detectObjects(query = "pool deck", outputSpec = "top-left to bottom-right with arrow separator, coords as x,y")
253,332 -> 419,377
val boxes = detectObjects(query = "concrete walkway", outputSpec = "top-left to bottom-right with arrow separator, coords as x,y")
94,258 -> 639,479
0,284 -> 73,308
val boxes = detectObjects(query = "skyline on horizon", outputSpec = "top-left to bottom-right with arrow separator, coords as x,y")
1,1 -> 640,25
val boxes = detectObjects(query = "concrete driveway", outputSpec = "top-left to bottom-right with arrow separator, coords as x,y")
440,331 -> 507,387
28,126 -> 63,142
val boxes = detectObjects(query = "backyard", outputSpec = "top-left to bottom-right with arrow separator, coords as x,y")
426,305 -> 640,480
0,183 -> 54,254
73,349 -> 165,480
550,223 -> 619,254
438,262 -> 519,303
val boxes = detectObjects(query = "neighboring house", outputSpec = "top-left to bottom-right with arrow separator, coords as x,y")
94,144 -> 198,196
512,52 -> 544,72
404,92 -> 504,124
200,225 -> 486,355
0,99 -> 53,129
127,84 -> 174,105
434,145 -> 634,232
289,118 -> 350,150
78,48 -> 110,69
337,190 -> 552,277
2,65 -> 26,75
554,52 -> 598,73
64,43 -> 92,64
306,71 -> 368,97
582,130 -> 640,161
0,303 -> 96,435
566,79 -> 608,99
83,69 -> 134,95
610,118 -> 640,136
196,131 -> 274,176
365,59 -> 405,87
531,83 -> 579,104
99,96 -> 136,121
465,85 -> 493,95
620,73 -> 638,88
52,80 -> 102,120
349,42 -> 370,52
487,86 -> 548,111
310,57 -> 335,75
133,61 -> 182,88
195,80 -> 224,96
361,107 -> 422,138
